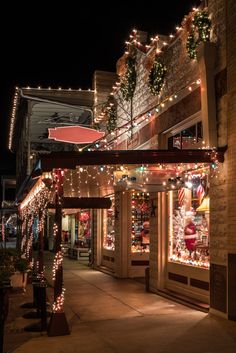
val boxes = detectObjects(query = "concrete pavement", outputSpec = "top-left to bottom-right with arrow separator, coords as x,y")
6,254 -> 236,353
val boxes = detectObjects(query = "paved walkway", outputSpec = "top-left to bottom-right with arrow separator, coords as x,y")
5,254 -> 236,353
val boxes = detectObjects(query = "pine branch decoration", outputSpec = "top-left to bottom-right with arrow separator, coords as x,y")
148,56 -> 166,95
120,55 -> 137,101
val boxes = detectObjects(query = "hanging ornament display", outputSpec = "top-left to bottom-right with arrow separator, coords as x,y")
186,10 -> 211,60
107,105 -> 117,133
120,54 -> 137,101
148,55 -> 167,95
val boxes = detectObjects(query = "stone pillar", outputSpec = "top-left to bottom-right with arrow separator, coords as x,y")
93,210 -> 101,267
149,193 -> 158,292
225,0 -> 236,320
70,215 -> 75,246
114,191 -> 129,278
197,41 -> 217,148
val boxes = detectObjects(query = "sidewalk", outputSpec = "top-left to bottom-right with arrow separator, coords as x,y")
5,253 -> 236,353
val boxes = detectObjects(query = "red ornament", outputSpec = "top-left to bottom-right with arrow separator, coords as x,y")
77,212 -> 90,222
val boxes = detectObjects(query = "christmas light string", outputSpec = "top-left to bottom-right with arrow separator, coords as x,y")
82,78 -> 201,152
53,287 -> 66,312
52,250 -> 63,280
95,4 -> 209,124
51,169 -> 67,312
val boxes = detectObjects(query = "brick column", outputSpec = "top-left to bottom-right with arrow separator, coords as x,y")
226,0 -> 236,320
197,41 -> 217,147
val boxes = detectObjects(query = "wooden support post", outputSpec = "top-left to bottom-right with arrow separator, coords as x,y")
48,169 -> 70,336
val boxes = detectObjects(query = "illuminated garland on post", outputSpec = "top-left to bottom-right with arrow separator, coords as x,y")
52,287 -> 66,312
148,55 -> 167,95
186,10 -> 211,60
52,250 -> 63,280
47,169 -> 70,336
120,54 -> 137,101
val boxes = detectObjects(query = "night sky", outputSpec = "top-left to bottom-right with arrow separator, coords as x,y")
0,0 -> 201,174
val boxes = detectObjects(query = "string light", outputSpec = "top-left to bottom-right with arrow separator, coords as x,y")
52,251 -> 63,280
53,287 -> 66,312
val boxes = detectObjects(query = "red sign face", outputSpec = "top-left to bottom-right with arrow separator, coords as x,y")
48,126 -> 105,144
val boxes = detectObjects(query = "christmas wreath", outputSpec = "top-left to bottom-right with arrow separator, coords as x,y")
120,54 -> 136,101
186,10 -> 211,60
148,55 -> 167,95
107,105 -> 117,133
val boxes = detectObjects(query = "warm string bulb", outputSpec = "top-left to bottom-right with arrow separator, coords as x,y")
53,287 -> 66,312
52,250 -> 63,280
91,78 -> 201,151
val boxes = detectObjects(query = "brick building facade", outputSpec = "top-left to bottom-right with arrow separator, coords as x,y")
9,0 -> 236,320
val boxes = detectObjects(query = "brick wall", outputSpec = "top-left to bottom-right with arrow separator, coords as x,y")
116,31 -> 200,133
114,27 -> 202,151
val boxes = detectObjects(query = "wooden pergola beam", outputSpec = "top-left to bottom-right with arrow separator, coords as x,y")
47,197 -> 112,209
37,148 -> 226,172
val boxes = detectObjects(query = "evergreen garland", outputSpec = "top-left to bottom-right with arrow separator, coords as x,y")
186,10 -> 211,60
107,106 -> 117,133
148,56 -> 167,95
120,55 -> 136,101
193,11 -> 211,42
186,33 -> 198,60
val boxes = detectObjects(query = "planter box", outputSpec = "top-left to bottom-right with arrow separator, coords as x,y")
11,271 -> 28,290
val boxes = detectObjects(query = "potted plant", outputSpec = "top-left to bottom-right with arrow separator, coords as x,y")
0,249 -> 14,287
11,257 -> 29,291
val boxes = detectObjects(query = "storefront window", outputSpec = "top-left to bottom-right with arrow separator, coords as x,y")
131,192 -> 150,253
168,177 -> 209,268
168,122 -> 203,150
103,195 -> 115,250
75,210 -> 91,248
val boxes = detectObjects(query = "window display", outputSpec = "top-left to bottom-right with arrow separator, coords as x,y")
168,175 -> 209,268
75,210 -> 91,248
131,192 -> 150,253
168,122 -> 203,150
103,195 -> 115,250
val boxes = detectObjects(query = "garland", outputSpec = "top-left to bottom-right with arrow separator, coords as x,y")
186,10 -> 211,60
120,55 -> 136,101
107,105 -> 117,133
148,56 -> 167,95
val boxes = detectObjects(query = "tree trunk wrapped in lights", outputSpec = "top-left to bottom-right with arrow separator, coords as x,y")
48,169 -> 70,336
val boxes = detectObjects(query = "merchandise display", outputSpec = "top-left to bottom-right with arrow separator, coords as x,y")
75,210 -> 91,248
169,180 -> 209,268
103,195 -> 115,250
131,192 -> 150,253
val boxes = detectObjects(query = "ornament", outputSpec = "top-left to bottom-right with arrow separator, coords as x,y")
78,212 -> 90,222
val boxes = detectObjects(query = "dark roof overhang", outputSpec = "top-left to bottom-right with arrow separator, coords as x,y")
35,148 -> 226,174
